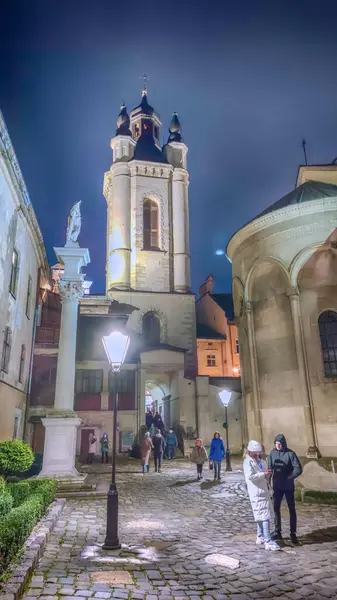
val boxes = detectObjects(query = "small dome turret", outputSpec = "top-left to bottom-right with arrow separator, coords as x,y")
116,104 -> 131,136
168,112 -> 182,143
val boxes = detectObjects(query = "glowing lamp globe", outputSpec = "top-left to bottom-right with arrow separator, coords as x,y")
219,389 -> 232,407
102,331 -> 130,371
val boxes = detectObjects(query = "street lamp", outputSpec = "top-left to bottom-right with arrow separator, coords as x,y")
219,389 -> 232,472
101,330 -> 130,550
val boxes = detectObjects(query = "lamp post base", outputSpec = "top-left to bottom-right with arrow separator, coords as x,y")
225,452 -> 232,472
102,484 -> 121,551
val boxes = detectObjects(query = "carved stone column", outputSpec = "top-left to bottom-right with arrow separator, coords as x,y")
287,288 -> 320,457
54,281 -> 84,412
245,302 -> 262,443
39,245 -> 90,480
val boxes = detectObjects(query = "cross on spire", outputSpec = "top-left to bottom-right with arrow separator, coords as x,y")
141,73 -> 149,96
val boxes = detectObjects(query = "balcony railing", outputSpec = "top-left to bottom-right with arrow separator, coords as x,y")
35,327 -> 60,345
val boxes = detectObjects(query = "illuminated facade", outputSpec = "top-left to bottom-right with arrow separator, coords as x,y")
196,276 -> 240,378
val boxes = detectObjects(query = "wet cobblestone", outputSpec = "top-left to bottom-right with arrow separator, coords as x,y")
22,462 -> 337,599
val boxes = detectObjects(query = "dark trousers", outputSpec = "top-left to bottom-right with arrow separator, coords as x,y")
197,464 -> 203,477
213,460 -> 222,479
101,452 -> 108,463
154,454 -> 162,471
167,445 -> 175,459
87,453 -> 94,464
273,488 -> 297,535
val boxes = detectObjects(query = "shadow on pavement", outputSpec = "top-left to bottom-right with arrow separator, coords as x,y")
170,479 -> 196,487
299,526 -> 337,545
200,480 -> 220,490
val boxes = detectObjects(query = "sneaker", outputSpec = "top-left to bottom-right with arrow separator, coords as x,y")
290,534 -> 299,544
264,540 -> 281,551
256,536 -> 265,546
271,531 -> 282,541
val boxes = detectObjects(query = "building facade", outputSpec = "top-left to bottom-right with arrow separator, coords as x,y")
0,110 -> 49,441
196,275 -> 240,378
227,162 -> 337,458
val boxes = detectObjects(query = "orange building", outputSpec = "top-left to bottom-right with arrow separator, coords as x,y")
196,276 -> 240,378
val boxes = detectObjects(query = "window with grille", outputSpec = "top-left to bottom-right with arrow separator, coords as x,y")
207,354 -> 216,367
26,275 -> 32,318
143,199 -> 159,250
18,344 -> 26,383
143,311 -> 161,345
9,249 -> 19,297
75,369 -> 103,393
319,311 -> 337,377
1,327 -> 12,373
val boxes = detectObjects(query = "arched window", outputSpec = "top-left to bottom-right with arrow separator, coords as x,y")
143,199 -> 159,250
143,312 -> 161,345
319,311 -> 337,377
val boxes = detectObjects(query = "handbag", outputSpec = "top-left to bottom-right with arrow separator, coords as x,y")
209,460 -> 214,470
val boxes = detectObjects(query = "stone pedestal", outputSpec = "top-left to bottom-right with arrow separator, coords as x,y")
39,417 -> 82,479
39,244 -> 90,480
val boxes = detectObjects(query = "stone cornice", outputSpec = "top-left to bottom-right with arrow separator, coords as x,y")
129,161 -> 173,179
227,197 -> 337,260
0,111 -> 49,275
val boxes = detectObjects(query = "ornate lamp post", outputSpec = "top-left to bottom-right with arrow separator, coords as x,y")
219,390 -> 232,472
102,330 -> 130,550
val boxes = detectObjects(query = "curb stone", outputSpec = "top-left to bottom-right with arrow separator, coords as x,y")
0,498 -> 66,600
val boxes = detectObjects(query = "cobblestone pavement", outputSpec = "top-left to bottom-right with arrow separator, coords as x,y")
24,461 -> 337,600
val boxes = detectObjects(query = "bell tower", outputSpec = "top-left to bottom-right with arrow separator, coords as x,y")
103,90 -> 191,294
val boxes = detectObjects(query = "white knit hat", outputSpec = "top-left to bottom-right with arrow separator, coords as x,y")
247,440 -> 263,452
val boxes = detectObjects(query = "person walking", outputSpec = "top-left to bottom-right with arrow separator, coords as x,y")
166,429 -> 178,459
268,434 -> 303,544
152,429 -> 166,472
153,411 -> 165,434
87,433 -> 97,465
243,440 -> 280,551
146,409 -> 153,432
100,433 -> 109,464
141,432 -> 153,473
191,438 -> 208,481
210,432 -> 226,481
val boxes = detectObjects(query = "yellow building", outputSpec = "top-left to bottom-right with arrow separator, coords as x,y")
196,276 -> 240,378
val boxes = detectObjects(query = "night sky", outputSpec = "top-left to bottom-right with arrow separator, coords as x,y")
1,1 -> 337,294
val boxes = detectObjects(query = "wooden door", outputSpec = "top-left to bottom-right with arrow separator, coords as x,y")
32,423 -> 45,454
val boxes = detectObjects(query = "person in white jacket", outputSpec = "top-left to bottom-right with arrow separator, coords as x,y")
243,440 -> 280,551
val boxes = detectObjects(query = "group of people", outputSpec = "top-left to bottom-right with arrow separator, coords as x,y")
190,432 -> 303,551
145,408 -> 165,434
140,427 -> 178,472
87,432 -> 109,464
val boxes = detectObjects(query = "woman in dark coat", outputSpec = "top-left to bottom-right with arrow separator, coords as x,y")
152,430 -> 166,473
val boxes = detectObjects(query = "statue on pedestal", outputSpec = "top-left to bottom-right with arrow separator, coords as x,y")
66,201 -> 81,245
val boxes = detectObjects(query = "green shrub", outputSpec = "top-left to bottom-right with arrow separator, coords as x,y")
28,479 -> 57,510
0,441 -> 34,479
0,477 -> 5,494
7,481 -> 30,507
304,490 -> 337,505
0,493 -> 13,519
0,495 -> 44,574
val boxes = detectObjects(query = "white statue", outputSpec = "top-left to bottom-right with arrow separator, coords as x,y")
66,201 -> 81,244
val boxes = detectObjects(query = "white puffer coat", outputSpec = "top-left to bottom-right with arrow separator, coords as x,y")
243,455 -> 272,522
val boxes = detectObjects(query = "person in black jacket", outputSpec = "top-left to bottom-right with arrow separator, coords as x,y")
268,434 -> 302,544
152,430 -> 166,473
